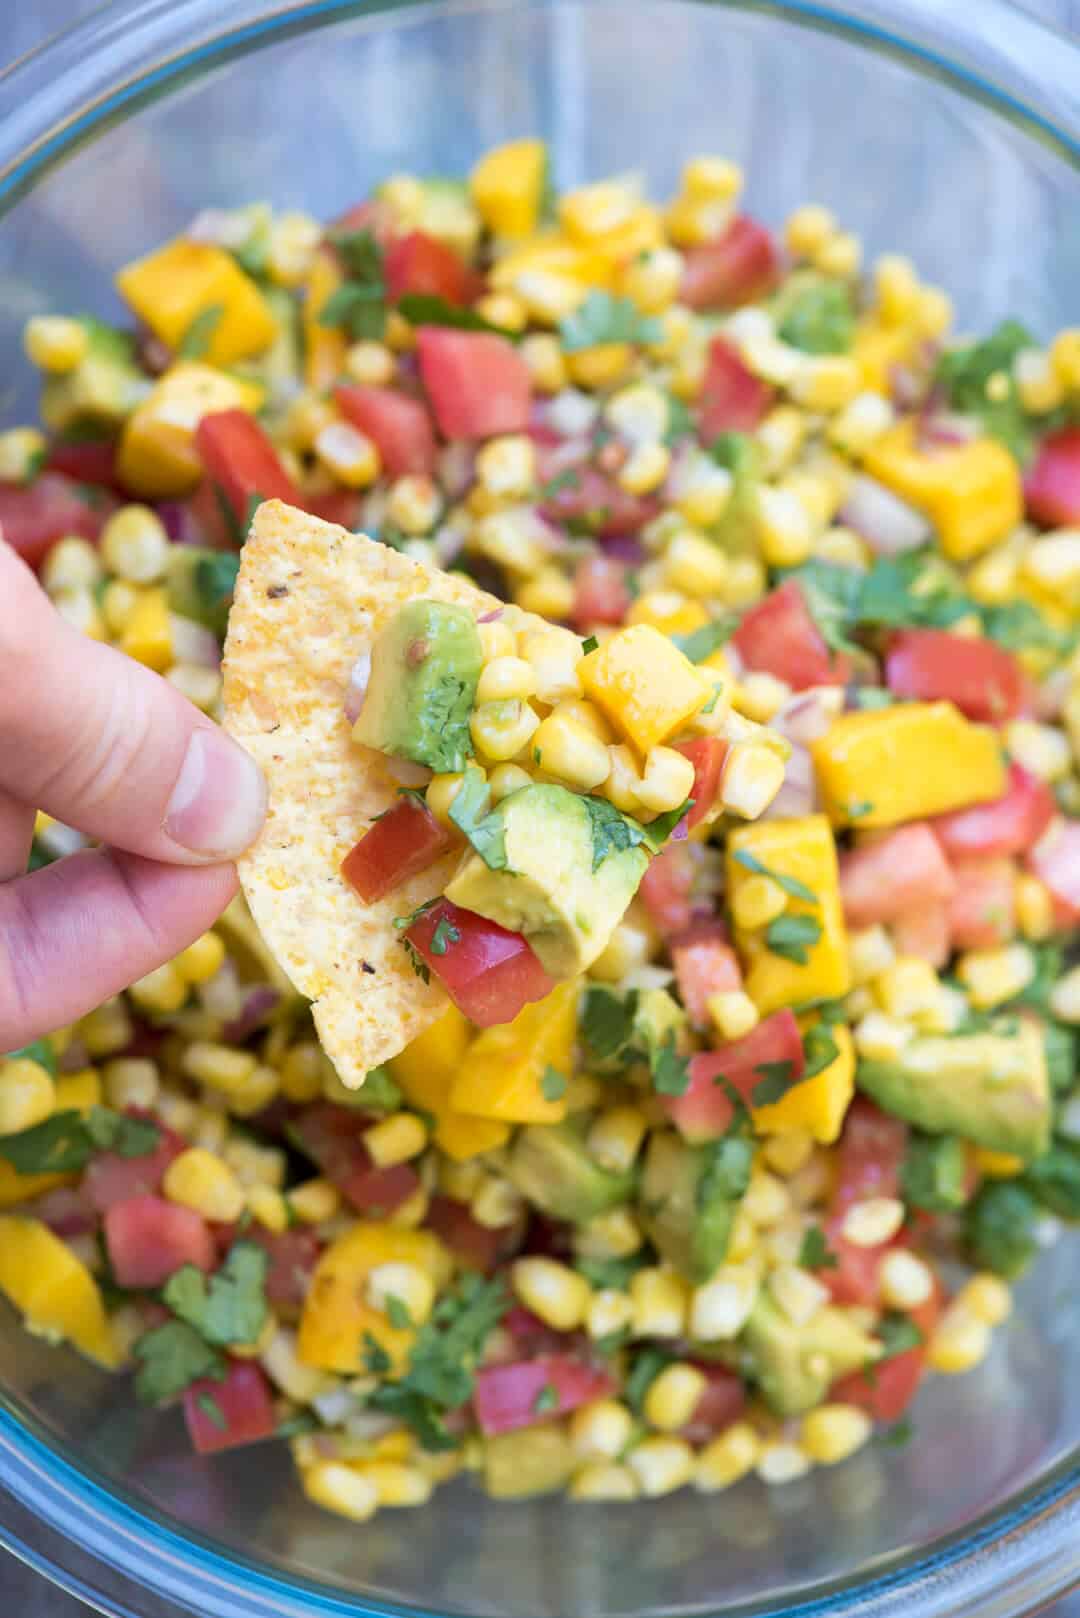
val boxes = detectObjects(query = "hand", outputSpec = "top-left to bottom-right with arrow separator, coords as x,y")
0,540 -> 266,1050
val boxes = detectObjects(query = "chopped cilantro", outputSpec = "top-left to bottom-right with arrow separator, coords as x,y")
276,1411 -> 319,1439
625,1346 -> 676,1414
580,985 -> 638,1063
26,839 -> 58,872
581,795 -> 648,872
764,913 -> 823,965
777,278 -> 855,355
981,600 -> 1077,658
802,1024 -> 840,1079
900,1131 -> 968,1213
1007,940 -> 1063,1016
847,799 -> 876,820
574,1251 -> 651,1291
752,1060 -> 797,1106
879,1415 -> 916,1449
395,293 -> 515,335
429,916 -> 461,957
559,291 -> 663,352
649,1030 -> 692,1096
163,1241 -> 270,1349
448,765 -> 508,870
362,1333 -> 393,1374
850,686 -> 893,710
673,618 -> 737,663
539,468 -> 581,500
133,1321 -> 225,1405
394,898 -> 438,930
177,302 -> 225,360
663,393 -> 695,446
642,800 -> 695,851
321,227 -> 386,340
533,1383 -> 559,1414
1024,1140 -> 1080,1222
195,1392 -> 227,1430
84,1107 -> 161,1158
541,1065 -> 568,1102
698,1134 -> 753,1204
0,1107 -> 159,1177
401,938 -> 431,985
798,1225 -> 838,1271
875,1313 -> 925,1363
581,633 -> 599,655
732,849 -> 817,905
935,319 -> 1034,461
3,1038 -> 57,1078
385,1295 -> 413,1331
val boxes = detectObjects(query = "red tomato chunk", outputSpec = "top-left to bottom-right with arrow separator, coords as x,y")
334,384 -> 437,478
947,856 -> 1017,949
680,216 -> 780,311
416,329 -> 531,440
290,1104 -> 419,1215
884,629 -> 1028,723
1025,426 -> 1080,528
663,1011 -> 805,1141
675,737 -> 730,830
0,472 -> 114,567
405,899 -> 554,1027
84,1118 -> 186,1213
671,918 -> 741,1028
341,797 -> 454,903
932,763 -> 1056,860
732,580 -> 849,691
473,1356 -> 616,1435
183,1360 -> 277,1455
385,231 -> 479,306
104,1194 -> 215,1289
195,410 -> 301,524
698,337 -> 774,438
1027,817 -> 1080,922
839,824 -> 956,928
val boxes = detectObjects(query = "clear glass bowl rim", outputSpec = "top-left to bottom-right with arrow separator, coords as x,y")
0,1 -> 1078,1615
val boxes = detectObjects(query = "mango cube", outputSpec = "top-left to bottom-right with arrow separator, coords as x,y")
450,980 -> 578,1124
754,1023 -> 855,1143
579,624 -> 710,754
471,139 -> 549,240
120,587 -> 172,671
116,238 -> 277,364
863,420 -> 1022,562
297,1223 -> 451,1375
117,361 -> 264,496
0,1217 -> 120,1368
389,1010 -> 509,1160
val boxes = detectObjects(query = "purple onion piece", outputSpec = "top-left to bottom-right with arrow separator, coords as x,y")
222,986 -> 282,1044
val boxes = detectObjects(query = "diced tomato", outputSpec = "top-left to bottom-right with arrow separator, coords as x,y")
571,554 -> 632,630
243,1226 -> 321,1317
341,798 -> 454,904
1027,817 -> 1080,922
732,580 -> 850,691
405,899 -> 555,1028
890,902 -> 950,968
638,841 -> 697,938
681,1364 -> 748,1444
680,215 -> 781,311
540,464 -> 659,539
830,1279 -> 943,1422
104,1194 -> 215,1289
675,738 -> 730,831
84,1118 -> 187,1213
334,384 -> 437,477
416,328 -> 531,440
671,919 -> 741,1027
884,629 -> 1028,724
473,1355 -> 616,1436
183,1360 -> 277,1455
1025,426 -> 1080,528
46,438 -> 123,491
0,472 -> 114,568
698,337 -> 774,439
426,1195 -> 507,1273
839,824 -> 956,928
831,1097 -> 907,1212
290,1104 -> 419,1215
932,763 -> 1056,860
194,411 -> 301,527
947,855 -> 1016,949
328,197 -> 395,242
662,1011 -> 805,1142
301,488 -> 364,528
385,230 -> 480,306
819,1216 -> 890,1307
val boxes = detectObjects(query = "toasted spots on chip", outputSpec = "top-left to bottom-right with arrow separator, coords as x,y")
223,500 -> 508,1087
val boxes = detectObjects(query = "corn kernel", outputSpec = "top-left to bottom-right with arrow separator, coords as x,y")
801,1404 -> 873,1465
673,457 -> 734,529
164,1147 -> 245,1224
51,586 -> 106,641
275,1042 -> 321,1104
261,1328 -> 333,1404
313,422 -> 381,489
756,405 -> 807,477
757,1441 -> 814,1485
475,435 -> 536,501
755,485 -> 813,568
587,1107 -> 649,1174
731,873 -> 787,931
667,195 -> 735,249
956,943 -> 1035,1010
847,926 -> 895,986
618,441 -> 670,497
486,762 -> 531,804
474,507 -> 549,575
364,1112 -> 428,1168
476,656 -> 537,706
423,771 -> 467,829
129,962 -> 188,1016
600,742 -> 646,814
100,505 -> 171,585
873,254 -> 920,325
619,246 -> 684,314
1006,718 -> 1071,782
518,627 -> 584,704
41,535 -> 103,596
289,1178 -> 341,1223
575,1206 -> 644,1260
926,1307 -> 992,1375
724,556 -> 768,607
98,579 -> 139,636
720,743 -> 786,819
874,957 -> 942,1022
533,711 -> 611,791
470,1176 -> 524,1230
343,340 -> 395,386
785,205 -> 835,258
514,564 -> 575,621
301,1462 -> 378,1523
815,232 -> 862,278
957,1273 -> 1012,1327
633,745 -> 694,816
567,343 -> 633,390
1015,873 -> 1055,942
24,315 -> 89,373
641,1362 -> 707,1433
0,1058 -> 55,1136
695,1421 -> 760,1491
512,1257 -> 591,1331
585,1287 -> 635,1342
100,1059 -> 158,1117
841,1196 -> 905,1248
878,1249 -> 934,1311
761,1132 -> 815,1177
663,531 -> 729,600
789,355 -> 862,414
853,1012 -> 913,1063
519,333 -> 567,393
569,1462 -> 640,1502
171,931 -> 226,987
682,155 -> 742,202
829,391 -> 896,456
914,286 -> 953,339
367,1261 -> 436,1327
589,918 -> 653,982
628,1436 -> 694,1497
630,1266 -> 688,1339
1013,347 -> 1064,415
1051,328 -> 1080,390
246,1183 -> 288,1235
735,672 -> 790,726
470,698 -> 541,763
181,1041 -> 258,1095
706,990 -> 759,1044
568,1397 -> 635,1461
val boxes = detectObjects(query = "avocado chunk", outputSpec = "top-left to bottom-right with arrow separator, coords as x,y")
741,1292 -> 877,1416
639,1130 -> 749,1283
507,1119 -> 635,1224
900,1130 -> 968,1212
352,599 -> 481,774
167,548 -> 239,638
963,1180 -> 1040,1279
707,433 -> 760,556
41,317 -> 148,433
856,1022 -> 1051,1161
445,784 -> 649,978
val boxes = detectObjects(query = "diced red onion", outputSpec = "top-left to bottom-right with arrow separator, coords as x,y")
23,1187 -> 97,1238
478,607 -> 505,624
223,986 -> 282,1043
600,533 -> 645,565
841,473 -> 930,555
156,501 -> 204,545
437,442 -> 475,501
169,614 -> 221,669
669,812 -> 691,842
343,651 -> 371,724
187,208 -> 251,248
772,690 -> 840,746
384,756 -> 433,788
889,364 -> 928,411
917,411 -> 979,450
764,742 -> 818,819
136,330 -> 172,376
197,959 -> 243,1023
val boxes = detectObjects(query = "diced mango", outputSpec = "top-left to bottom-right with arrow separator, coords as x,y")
0,1160 -> 73,1208
303,247 -> 348,390
0,1217 -> 120,1368
727,815 -> 850,1015
470,139 -> 549,240
53,1068 -> 102,1115
450,980 -> 579,1124
754,1024 -> 855,1144
973,1147 -> 1025,1179
490,233 -> 613,294
580,625 -> 710,755
115,238 -> 277,364
117,361 -> 264,496
863,419 -> 1022,562
297,1223 -> 452,1375
811,702 -> 1006,828
389,1010 -> 509,1161
851,318 -> 920,395
626,595 -> 710,639
120,587 -> 172,671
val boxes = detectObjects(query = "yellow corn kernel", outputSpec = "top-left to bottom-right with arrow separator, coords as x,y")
789,355 -> 862,413
468,1175 -> 522,1230
840,1196 -> 905,1248
245,1183 -> 288,1235
24,315 -> 89,373
128,961 -> 187,1015
744,1171 -> 793,1230
266,210 -> 321,286
1012,347 -> 1063,414
569,1462 -> 640,1502
97,580 -> 138,637
470,138 -> 547,238
289,1178 -> 340,1224
0,428 -> 48,489
484,763 -> 530,805
341,338 -> 396,386
261,1327 -> 333,1405
164,1147 -> 245,1225
1049,962 -> 1080,1023
419,772 -> 466,832
119,587 -> 172,671
618,441 -> 671,497
511,1257 -> 591,1331
363,1112 -> 428,1168
276,1042 -> 322,1105
626,589 -> 709,639
634,745 -> 695,815
575,1205 -> 644,1261
0,1059 -> 55,1136
707,989 -> 759,1043
878,1248 -> 935,1311
755,485 -> 814,568
674,459 -> 734,529
476,656 -> 537,706
172,931 -> 226,987
683,155 -> 743,202
627,1436 -> 694,1498
99,507 -> 172,587
475,435 -> 536,500
519,333 -> 568,393
629,1267 -> 688,1339
473,507 -> 549,575
367,1260 -> 436,1328
618,246 -> 684,314
567,343 -> 633,390
181,1041 -> 258,1095
785,204 -> 835,258
872,254 -> 920,325
731,874 -> 788,931
815,231 -> 862,278
1050,328 -> 1080,390
735,672 -> 790,726
847,925 -> 896,986
301,1462 -> 378,1523
663,531 -> 729,600
103,1058 -> 159,1113
667,194 -> 735,248
955,943 -> 1035,1009
78,999 -> 133,1059
52,586 -> 106,641
761,1131 -> 814,1176
514,564 -> 575,621
720,743 -> 787,819
724,556 -> 768,608
587,1107 -> 649,1174
643,1363 -> 708,1433
53,1069 -> 101,1116
518,626 -> 584,705
473,293 -> 527,335
926,1307 -> 992,1375
873,957 -> 942,1022
604,383 -> 669,444
1012,872 -> 1053,944
386,473 -> 441,535
600,742 -> 646,814
801,1404 -> 873,1466
585,1288 -> 634,1343
532,711 -> 611,791
313,422 -> 381,489
166,664 -> 221,712
1007,717 -> 1072,782
352,1461 -> 432,1509
39,535 -> 103,597
470,699 -> 541,764
957,1273 -> 1012,1327
695,1422 -> 760,1491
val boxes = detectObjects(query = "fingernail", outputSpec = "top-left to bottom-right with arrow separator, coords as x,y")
164,729 -> 266,859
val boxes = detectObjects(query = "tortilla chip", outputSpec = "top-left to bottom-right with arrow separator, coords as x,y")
222,499 -> 509,1087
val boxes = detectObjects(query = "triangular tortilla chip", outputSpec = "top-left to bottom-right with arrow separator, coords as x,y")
222,499 -> 508,1087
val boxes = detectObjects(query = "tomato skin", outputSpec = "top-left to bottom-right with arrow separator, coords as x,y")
680,216 -> 781,311
84,1117 -> 187,1213
680,1364 -> 748,1444
638,842 -> 697,938
290,1104 -> 419,1215
341,798 -> 454,903
698,337 -> 774,438
334,383 -> 437,477
46,439 -> 123,491
473,1355 -> 616,1436
539,464 -> 659,539
385,230 -> 480,305
405,899 -> 555,1028
0,472 -> 115,568
884,629 -> 1028,724
675,737 -> 730,831
1027,817 -> 1080,922
571,554 -> 632,630
839,824 -> 956,928
932,763 -> 1056,860
831,1097 -> 908,1212
830,1280 -> 942,1422
670,918 -> 741,1027
194,411 -> 301,525
416,329 -> 531,440
663,1011 -> 805,1141
889,902 -> 951,968
947,855 -> 1017,949
243,1226 -> 321,1317
104,1194 -> 216,1289
732,580 -> 850,691
1025,426 -> 1080,528
425,1195 -> 507,1273
183,1360 -> 277,1454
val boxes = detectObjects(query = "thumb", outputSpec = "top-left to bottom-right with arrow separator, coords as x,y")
0,540 -> 266,865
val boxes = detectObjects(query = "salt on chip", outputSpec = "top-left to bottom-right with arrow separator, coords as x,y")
221,500 -> 510,1087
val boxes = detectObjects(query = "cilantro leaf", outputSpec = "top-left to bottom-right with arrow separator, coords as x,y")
649,1030 -> 692,1096
559,291 -> 663,353
276,1411 -> 319,1439
581,634 -> 599,655
0,1107 -> 159,1177
673,618 -> 737,663
625,1346 -> 675,1414
698,1134 -> 753,1204
362,1333 -> 392,1374
798,1225 -> 838,1270
732,849 -> 817,905
663,393 -> 695,446
764,913 -> 823,965
401,938 -> 431,984
133,1321 -> 226,1405
396,293 -> 514,336
27,839 -> 59,872
163,1241 -> 270,1349
846,799 -> 876,820
385,1295 -> 413,1331
320,228 -> 386,340
1023,1139 -> 1080,1222
752,1060 -> 797,1106
641,801 -> 695,852
878,1415 -> 916,1449
935,320 -> 1034,462
574,1251 -> 651,1290
875,1313 -> 925,1363
580,985 -> 639,1062
177,302 -> 225,360
358,1066 -> 403,1114
541,1065 -> 568,1102
776,278 -> 855,355
581,795 -> 648,873
189,551 -> 240,636
430,916 -> 461,957
448,765 -> 507,870
534,1383 -> 559,1414
900,1131 -> 968,1213
802,1024 -> 840,1080
539,468 -> 581,500
84,1107 -> 161,1158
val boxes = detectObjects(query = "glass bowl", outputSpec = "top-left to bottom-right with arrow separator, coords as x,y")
1,1 -> 1078,1613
